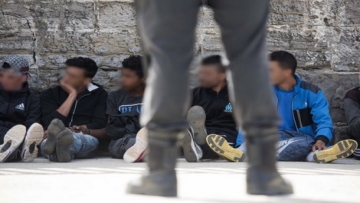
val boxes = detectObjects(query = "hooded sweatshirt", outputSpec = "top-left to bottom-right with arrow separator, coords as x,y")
0,83 -> 41,143
40,83 -> 108,129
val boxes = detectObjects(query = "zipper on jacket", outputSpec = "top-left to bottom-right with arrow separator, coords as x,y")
296,110 -> 303,128
291,93 -> 299,131
68,93 -> 91,127
6,94 -> 12,116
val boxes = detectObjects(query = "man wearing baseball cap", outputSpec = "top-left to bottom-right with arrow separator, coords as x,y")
0,55 -> 43,163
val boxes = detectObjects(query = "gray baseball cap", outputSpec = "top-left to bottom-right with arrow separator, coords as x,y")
0,55 -> 30,75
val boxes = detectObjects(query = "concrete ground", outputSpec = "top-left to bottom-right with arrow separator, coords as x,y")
0,157 -> 360,203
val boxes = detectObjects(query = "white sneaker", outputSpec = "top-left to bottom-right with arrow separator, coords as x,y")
21,123 -> 44,162
181,130 -> 203,162
0,125 -> 26,162
124,128 -> 147,163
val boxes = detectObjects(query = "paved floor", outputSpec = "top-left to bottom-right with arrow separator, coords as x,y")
1,157 -> 360,203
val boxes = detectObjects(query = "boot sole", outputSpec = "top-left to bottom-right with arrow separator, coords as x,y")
206,134 -> 245,162
0,125 -> 26,162
21,123 -> 44,162
124,128 -> 147,163
187,106 -> 207,145
181,130 -> 202,162
313,139 -> 358,163
56,129 -> 74,162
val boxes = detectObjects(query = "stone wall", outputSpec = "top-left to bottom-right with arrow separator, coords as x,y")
1,0 -> 359,140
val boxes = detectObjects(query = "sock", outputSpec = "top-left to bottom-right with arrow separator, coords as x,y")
306,151 -> 317,162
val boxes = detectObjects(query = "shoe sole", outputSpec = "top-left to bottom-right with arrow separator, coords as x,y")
21,123 -> 44,162
206,134 -> 245,162
124,128 -> 147,163
313,139 -> 358,163
42,119 -> 65,155
187,106 -> 207,145
181,130 -> 202,162
0,125 -> 26,162
56,129 -> 74,162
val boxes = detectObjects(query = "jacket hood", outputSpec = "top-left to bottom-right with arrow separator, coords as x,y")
293,75 -> 302,93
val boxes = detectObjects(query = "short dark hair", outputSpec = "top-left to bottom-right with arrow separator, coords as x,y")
269,51 -> 297,74
65,57 -> 98,78
122,55 -> 144,78
201,55 -> 226,73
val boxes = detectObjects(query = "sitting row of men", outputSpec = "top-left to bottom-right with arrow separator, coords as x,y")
0,51 -> 359,163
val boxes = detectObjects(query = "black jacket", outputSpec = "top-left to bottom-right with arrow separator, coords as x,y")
192,85 -> 237,144
0,83 -> 41,140
41,83 -> 108,129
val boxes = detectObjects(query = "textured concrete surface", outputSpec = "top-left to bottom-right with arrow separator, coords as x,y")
0,0 -> 359,138
0,158 -> 360,203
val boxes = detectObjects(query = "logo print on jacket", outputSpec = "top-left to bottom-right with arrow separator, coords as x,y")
15,103 -> 25,111
224,103 -> 232,113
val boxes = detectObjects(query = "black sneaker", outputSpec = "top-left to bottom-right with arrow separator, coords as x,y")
181,130 -> 203,162
187,106 -> 207,145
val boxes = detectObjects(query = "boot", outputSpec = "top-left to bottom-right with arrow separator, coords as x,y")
246,133 -> 293,195
127,130 -> 180,197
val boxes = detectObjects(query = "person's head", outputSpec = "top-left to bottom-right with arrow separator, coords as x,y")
269,51 -> 297,85
120,55 -> 145,91
0,55 -> 29,91
199,55 -> 227,89
62,57 -> 98,89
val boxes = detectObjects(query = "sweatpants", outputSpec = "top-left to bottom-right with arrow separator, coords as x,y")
239,130 -> 316,161
136,0 -> 279,138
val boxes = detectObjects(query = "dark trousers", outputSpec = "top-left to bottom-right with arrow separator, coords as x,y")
108,136 -> 136,159
136,0 -> 279,137
348,119 -> 360,145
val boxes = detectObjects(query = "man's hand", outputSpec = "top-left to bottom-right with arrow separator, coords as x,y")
312,140 -> 326,151
71,125 -> 90,134
60,79 -> 77,96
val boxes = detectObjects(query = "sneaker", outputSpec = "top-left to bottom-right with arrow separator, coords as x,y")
354,148 -> 360,160
313,139 -> 358,163
0,125 -> 26,162
206,134 -> 245,162
124,128 -> 148,163
21,123 -> 44,162
181,130 -> 203,162
187,106 -> 207,145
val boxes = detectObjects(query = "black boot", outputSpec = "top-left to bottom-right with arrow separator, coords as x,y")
127,130 -> 179,197
246,134 -> 293,195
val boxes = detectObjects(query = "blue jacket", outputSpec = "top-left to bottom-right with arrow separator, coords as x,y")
236,75 -> 333,146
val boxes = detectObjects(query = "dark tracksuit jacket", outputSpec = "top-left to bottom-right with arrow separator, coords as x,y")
0,83 -> 41,144
344,87 -> 360,144
40,83 -> 108,130
106,89 -> 143,140
192,85 -> 237,145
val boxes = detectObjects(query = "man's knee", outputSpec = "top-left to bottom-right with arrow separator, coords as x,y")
277,137 -> 313,161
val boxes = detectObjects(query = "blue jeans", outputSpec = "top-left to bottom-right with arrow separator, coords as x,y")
239,130 -> 315,161
41,133 -> 99,161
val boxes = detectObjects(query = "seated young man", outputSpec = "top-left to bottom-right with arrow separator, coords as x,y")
181,55 -> 238,162
40,57 -> 108,162
344,87 -> 360,159
207,51 -> 358,163
0,55 -> 43,163
106,55 -> 147,163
